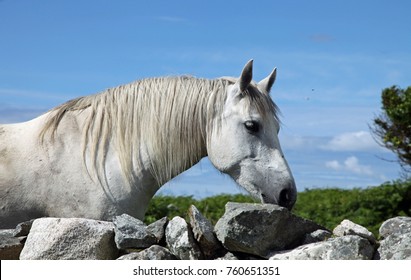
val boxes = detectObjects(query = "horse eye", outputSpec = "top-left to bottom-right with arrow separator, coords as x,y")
244,120 -> 260,133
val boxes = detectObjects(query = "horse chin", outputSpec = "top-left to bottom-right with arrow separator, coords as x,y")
260,193 -> 278,205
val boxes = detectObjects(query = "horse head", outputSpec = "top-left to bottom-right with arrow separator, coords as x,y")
207,60 -> 297,210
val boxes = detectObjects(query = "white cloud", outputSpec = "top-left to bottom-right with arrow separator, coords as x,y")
325,156 -> 374,176
325,160 -> 341,170
343,156 -> 374,176
279,134 -> 327,150
321,131 -> 381,152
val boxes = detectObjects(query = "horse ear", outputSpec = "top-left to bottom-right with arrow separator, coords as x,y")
258,68 -> 277,95
239,59 -> 253,92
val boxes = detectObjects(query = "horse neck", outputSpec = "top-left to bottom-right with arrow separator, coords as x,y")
144,117 -> 208,187
138,77 -> 224,187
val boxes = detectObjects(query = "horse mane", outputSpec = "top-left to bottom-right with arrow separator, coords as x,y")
40,76 -> 278,187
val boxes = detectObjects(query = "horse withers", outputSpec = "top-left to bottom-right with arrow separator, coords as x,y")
0,60 -> 296,229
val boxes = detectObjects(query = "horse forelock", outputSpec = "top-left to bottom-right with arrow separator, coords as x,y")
39,76 -> 278,187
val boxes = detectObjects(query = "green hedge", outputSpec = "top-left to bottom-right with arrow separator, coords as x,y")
144,180 -> 411,236
293,180 -> 411,235
144,194 -> 255,225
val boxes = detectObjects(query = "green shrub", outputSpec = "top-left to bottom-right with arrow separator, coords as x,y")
144,195 -> 196,224
144,193 -> 254,224
292,180 -> 411,236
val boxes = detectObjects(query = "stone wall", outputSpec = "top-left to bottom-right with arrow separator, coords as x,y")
1,202 -> 410,260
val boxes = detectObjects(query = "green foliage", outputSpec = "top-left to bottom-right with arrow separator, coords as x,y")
372,86 -> 411,172
144,195 -> 197,224
144,181 -> 411,236
293,180 -> 411,235
144,193 -> 255,225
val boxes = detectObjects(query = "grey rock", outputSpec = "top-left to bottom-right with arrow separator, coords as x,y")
165,216 -> 203,260
13,220 -> 34,237
303,229 -> 332,244
146,217 -> 168,244
379,216 -> 411,238
333,219 -> 376,243
215,252 -> 239,260
117,245 -> 177,260
215,202 -> 326,257
19,218 -> 118,260
0,230 -> 26,260
113,214 -> 157,249
378,232 -> 411,260
269,235 -> 375,260
377,216 -> 411,260
188,205 -> 225,259
10,204 -> 411,260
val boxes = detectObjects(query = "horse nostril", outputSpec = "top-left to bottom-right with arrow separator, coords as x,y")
279,188 -> 293,210
261,193 -> 268,203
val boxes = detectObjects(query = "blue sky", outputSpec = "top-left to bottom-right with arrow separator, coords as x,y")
1,0 -> 410,197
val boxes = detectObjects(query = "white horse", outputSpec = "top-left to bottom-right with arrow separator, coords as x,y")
0,60 -> 296,229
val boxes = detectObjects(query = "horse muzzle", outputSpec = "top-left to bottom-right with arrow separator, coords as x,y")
261,181 -> 297,210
